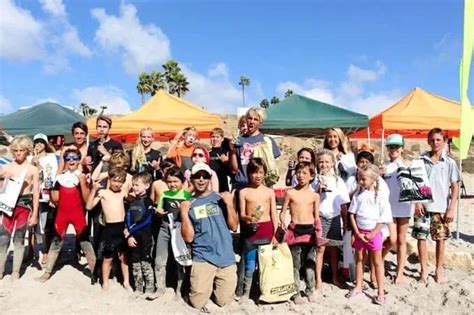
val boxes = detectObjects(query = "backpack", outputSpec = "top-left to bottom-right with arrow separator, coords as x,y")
252,136 -> 280,187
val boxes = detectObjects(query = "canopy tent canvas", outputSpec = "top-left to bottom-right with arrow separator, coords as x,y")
87,90 -> 223,142
349,87 -> 467,139
0,102 -> 85,142
260,94 -> 368,136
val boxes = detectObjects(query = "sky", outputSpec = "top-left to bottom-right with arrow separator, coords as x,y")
0,0 -> 471,117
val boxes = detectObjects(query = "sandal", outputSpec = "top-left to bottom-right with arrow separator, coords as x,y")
373,296 -> 386,305
345,289 -> 362,299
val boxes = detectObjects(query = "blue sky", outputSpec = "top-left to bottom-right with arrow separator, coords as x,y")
0,0 -> 470,116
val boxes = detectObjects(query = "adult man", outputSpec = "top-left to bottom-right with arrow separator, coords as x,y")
412,128 -> 460,284
58,121 -> 89,174
180,163 -> 238,310
230,107 -> 281,189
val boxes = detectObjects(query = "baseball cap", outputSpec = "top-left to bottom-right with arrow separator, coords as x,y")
191,162 -> 212,176
386,134 -> 404,146
33,133 -> 48,143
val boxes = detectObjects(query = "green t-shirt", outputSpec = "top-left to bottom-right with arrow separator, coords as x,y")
157,189 -> 193,223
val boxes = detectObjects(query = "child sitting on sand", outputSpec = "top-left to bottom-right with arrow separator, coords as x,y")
280,161 -> 321,304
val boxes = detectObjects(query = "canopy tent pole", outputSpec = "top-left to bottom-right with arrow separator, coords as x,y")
456,158 -> 462,240
367,126 -> 371,146
380,129 -> 385,161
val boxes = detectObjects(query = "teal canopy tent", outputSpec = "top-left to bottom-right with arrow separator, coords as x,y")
0,102 -> 85,141
261,94 -> 368,136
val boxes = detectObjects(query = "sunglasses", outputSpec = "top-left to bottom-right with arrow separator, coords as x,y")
64,155 -> 81,161
192,153 -> 205,158
191,172 -> 211,180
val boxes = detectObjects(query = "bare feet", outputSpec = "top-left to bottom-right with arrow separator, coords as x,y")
435,272 -> 447,284
102,282 -> 109,291
35,272 -> 51,283
316,280 -> 322,290
394,275 -> 405,285
307,292 -> 317,303
418,272 -> 428,284
10,272 -> 19,281
293,295 -> 305,304
123,283 -> 133,293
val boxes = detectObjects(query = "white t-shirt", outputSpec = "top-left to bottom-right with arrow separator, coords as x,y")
349,188 -> 393,230
316,176 -> 350,219
384,160 -> 412,218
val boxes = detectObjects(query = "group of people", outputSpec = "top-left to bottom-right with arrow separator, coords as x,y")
0,106 -> 460,309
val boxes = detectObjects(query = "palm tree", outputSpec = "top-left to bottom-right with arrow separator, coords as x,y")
239,75 -> 250,106
99,105 -> 107,116
284,89 -> 294,98
259,98 -> 270,109
137,72 -> 152,104
270,96 -> 280,105
169,72 -> 190,97
149,71 -> 166,96
79,102 -> 87,116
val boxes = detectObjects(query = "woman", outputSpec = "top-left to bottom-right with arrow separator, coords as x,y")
323,128 -> 356,183
184,145 -> 219,192
129,127 -> 162,181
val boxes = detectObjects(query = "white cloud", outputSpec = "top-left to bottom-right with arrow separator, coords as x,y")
0,95 -> 14,115
91,3 -> 171,75
181,64 -> 242,114
275,62 -> 402,116
73,86 -> 131,114
0,0 -> 45,61
39,0 -> 66,17
208,63 -> 229,79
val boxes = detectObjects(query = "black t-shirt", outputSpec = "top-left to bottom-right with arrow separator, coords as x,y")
128,149 -> 163,181
210,144 -> 231,192
87,138 -> 123,172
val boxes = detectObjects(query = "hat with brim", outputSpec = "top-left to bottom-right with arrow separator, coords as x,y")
33,133 -> 48,143
386,134 -> 404,146
191,162 -> 212,175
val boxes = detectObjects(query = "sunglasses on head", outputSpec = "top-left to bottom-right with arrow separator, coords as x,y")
64,155 -> 81,161
191,172 -> 211,180
192,153 -> 205,158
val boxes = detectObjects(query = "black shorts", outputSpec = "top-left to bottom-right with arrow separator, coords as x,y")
101,221 -> 125,259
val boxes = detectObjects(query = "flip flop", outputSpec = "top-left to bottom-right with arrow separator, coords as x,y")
345,289 -> 362,299
373,296 -> 386,305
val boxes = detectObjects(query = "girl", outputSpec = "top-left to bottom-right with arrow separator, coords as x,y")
347,164 -> 392,305
28,133 -> 58,266
184,145 -> 219,192
285,147 -> 317,190
381,134 -> 412,284
167,127 -> 198,172
323,128 -> 356,183
129,127 -> 162,181
153,167 -> 192,298
238,115 -> 248,136
315,149 -> 350,288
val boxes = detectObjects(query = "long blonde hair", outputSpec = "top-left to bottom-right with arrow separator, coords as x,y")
323,128 -> 349,155
131,127 -> 153,171
357,164 -> 380,201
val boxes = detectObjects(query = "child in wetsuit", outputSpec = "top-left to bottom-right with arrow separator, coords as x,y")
124,173 -> 155,297
36,148 -> 96,283
280,162 -> 321,304
237,158 -> 278,301
87,168 -> 130,291
152,167 -> 192,298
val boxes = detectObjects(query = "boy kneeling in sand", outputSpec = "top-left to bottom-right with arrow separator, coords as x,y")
280,162 -> 322,304
87,168 -> 130,291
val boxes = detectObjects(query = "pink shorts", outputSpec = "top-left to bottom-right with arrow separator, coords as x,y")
353,228 -> 383,251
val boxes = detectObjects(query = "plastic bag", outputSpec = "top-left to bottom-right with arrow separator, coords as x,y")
258,243 -> 296,303
397,159 -> 433,203
0,169 -> 27,216
168,213 -> 192,266
341,231 -> 355,281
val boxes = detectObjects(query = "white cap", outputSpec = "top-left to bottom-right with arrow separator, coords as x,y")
386,133 -> 404,146
33,133 -> 48,143
191,162 -> 212,175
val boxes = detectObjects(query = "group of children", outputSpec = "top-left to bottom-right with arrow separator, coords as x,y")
0,118 -> 461,308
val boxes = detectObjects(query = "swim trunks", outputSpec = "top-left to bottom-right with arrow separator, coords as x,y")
101,221 -> 125,258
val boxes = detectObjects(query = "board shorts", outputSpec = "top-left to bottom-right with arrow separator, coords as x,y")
412,211 -> 450,241
353,228 -> 383,251
101,221 -> 125,258
320,215 -> 342,246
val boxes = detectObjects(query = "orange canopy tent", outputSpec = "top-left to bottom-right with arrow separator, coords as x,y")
87,90 -> 223,142
349,87 -> 463,139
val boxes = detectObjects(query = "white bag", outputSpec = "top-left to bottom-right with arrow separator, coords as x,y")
258,243 -> 296,303
168,213 -> 192,267
342,231 -> 355,281
0,169 -> 27,216
397,159 -> 433,203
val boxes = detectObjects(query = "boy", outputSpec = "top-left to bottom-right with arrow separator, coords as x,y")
0,135 -> 39,281
167,127 -> 198,172
86,168 -> 130,291
36,148 -> 96,283
124,173 -> 155,297
280,162 -> 321,304
209,127 -> 231,192
237,158 -> 277,301
412,128 -> 460,284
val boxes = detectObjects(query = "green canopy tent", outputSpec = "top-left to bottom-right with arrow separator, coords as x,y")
0,102 -> 85,142
261,94 -> 368,136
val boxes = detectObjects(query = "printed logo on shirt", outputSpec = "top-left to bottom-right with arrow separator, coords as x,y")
240,142 -> 256,166
193,203 -> 220,219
